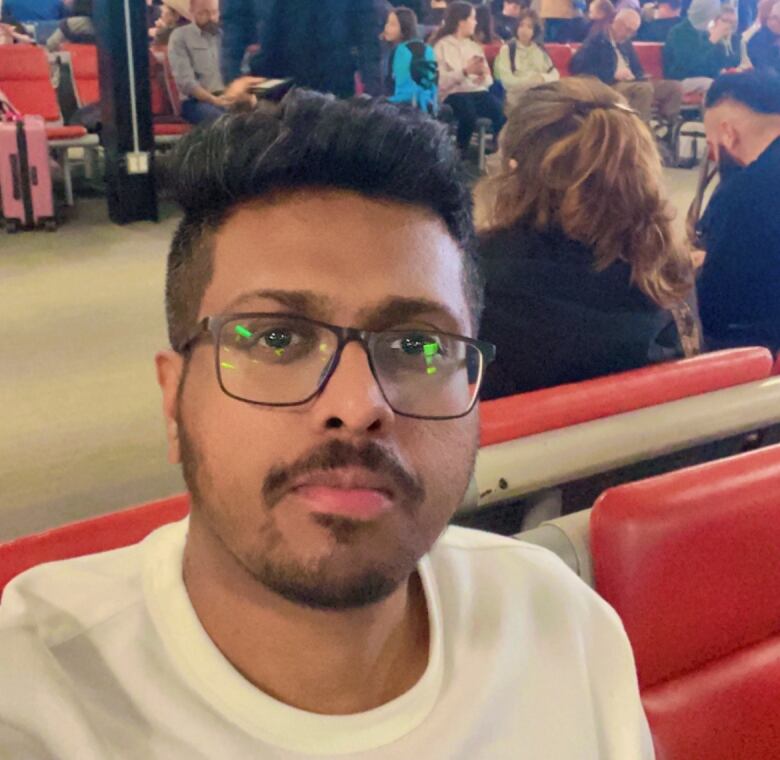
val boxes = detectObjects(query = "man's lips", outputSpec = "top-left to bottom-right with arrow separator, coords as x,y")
287,469 -> 395,521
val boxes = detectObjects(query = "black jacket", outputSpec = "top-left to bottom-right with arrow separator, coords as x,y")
698,137 -> 780,351
478,224 -> 684,399
238,0 -> 383,97
636,17 -> 679,43
747,26 -> 780,75
569,30 -> 645,85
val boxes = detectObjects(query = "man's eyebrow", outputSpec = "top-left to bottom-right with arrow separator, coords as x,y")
357,298 -> 463,332
222,289 -> 331,317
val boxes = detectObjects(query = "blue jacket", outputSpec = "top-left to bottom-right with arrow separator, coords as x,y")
388,41 -> 439,114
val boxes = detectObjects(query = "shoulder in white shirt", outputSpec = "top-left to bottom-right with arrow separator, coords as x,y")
0,520 -> 654,759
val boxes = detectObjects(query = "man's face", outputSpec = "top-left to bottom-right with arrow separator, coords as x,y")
612,12 -> 640,42
157,192 -> 479,610
504,2 -> 522,18
191,0 -> 219,30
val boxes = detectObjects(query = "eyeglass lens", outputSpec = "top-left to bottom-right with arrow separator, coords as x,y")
216,315 -> 483,418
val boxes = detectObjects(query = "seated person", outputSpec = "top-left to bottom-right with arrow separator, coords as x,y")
741,0 -> 775,65
698,71 -> 780,351
150,0 -> 190,46
383,6 -> 439,113
663,0 -> 741,93
570,9 -> 682,123
476,78 -> 697,397
540,0 -> 577,42
747,0 -> 780,73
45,0 -> 95,51
493,9 -> 560,112
637,0 -> 682,41
433,1 -> 505,153
0,90 -> 654,760
168,0 -> 262,124
494,0 -> 525,39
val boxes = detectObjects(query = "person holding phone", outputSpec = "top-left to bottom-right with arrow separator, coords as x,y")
432,1 -> 505,153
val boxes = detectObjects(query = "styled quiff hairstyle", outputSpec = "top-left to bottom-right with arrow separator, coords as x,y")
165,90 -> 481,352
476,77 -> 693,308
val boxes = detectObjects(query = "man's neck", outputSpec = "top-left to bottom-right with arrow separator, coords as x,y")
657,9 -> 679,19
744,126 -> 780,167
181,518 -> 430,715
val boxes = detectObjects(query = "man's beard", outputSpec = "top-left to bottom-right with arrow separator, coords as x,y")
177,420 -> 438,611
200,20 -> 220,35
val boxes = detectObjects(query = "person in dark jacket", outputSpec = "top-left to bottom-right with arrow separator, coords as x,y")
570,9 -> 682,122
247,0 -> 384,97
221,0 -> 274,83
475,77 -> 696,398
45,0 -> 94,50
495,0 -> 525,39
697,71 -> 780,351
747,2 -> 780,74
663,0 -> 741,90
636,0 -> 681,41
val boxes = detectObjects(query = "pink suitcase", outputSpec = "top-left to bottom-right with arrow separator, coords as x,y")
0,114 -> 56,232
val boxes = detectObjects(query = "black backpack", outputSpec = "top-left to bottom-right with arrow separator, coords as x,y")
406,40 -> 438,91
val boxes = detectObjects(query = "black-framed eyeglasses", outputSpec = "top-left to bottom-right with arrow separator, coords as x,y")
177,312 -> 496,420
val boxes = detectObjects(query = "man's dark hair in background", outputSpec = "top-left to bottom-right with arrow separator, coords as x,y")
166,90 -> 482,351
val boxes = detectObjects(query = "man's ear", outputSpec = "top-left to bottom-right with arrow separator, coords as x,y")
721,120 -> 740,155
156,350 -> 185,465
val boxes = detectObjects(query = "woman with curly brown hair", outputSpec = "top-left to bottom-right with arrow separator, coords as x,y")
476,77 -> 698,399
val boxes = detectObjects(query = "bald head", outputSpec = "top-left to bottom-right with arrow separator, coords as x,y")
612,9 -> 641,41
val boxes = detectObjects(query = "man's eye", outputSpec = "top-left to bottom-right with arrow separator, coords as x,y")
261,329 -> 293,350
396,334 -> 443,357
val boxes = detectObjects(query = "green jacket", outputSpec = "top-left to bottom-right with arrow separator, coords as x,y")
662,19 -> 740,80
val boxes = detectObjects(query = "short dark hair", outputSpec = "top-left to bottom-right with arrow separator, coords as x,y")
706,70 -> 780,114
165,90 -> 480,351
393,6 -> 420,41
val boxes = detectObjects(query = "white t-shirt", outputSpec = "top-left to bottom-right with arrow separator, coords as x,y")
0,520 -> 654,759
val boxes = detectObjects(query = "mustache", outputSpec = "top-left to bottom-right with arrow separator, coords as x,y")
262,439 -> 426,512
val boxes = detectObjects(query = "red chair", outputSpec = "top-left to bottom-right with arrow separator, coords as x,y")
61,43 -> 99,106
544,43 -> 574,77
633,42 -> 664,81
482,39 -> 503,69
0,494 -> 189,599
0,45 -> 98,205
591,445 -> 780,760
479,347 -> 773,447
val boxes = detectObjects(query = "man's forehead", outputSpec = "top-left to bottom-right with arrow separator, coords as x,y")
202,191 -> 471,328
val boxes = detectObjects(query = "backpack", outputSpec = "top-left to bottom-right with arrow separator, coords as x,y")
406,40 -> 438,92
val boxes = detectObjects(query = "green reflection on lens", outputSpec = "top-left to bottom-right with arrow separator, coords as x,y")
235,325 -> 252,339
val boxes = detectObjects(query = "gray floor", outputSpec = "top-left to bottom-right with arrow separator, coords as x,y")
0,169 -> 700,541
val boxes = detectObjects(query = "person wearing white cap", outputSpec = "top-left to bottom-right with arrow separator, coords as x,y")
151,0 -> 191,46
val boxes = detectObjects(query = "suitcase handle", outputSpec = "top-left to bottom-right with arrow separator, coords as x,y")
30,166 -> 38,187
10,154 -> 21,200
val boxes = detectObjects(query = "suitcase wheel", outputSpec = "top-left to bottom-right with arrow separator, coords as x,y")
43,218 -> 57,232
5,220 -> 20,234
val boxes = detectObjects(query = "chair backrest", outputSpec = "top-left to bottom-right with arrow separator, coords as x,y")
0,45 -> 61,122
149,47 -> 174,117
591,445 -> 780,760
633,42 -> 664,80
479,348 -> 773,447
482,39 -> 503,68
544,43 -> 574,77
158,47 -> 183,117
0,493 -> 190,599
773,352 -> 780,376
61,43 -> 99,106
